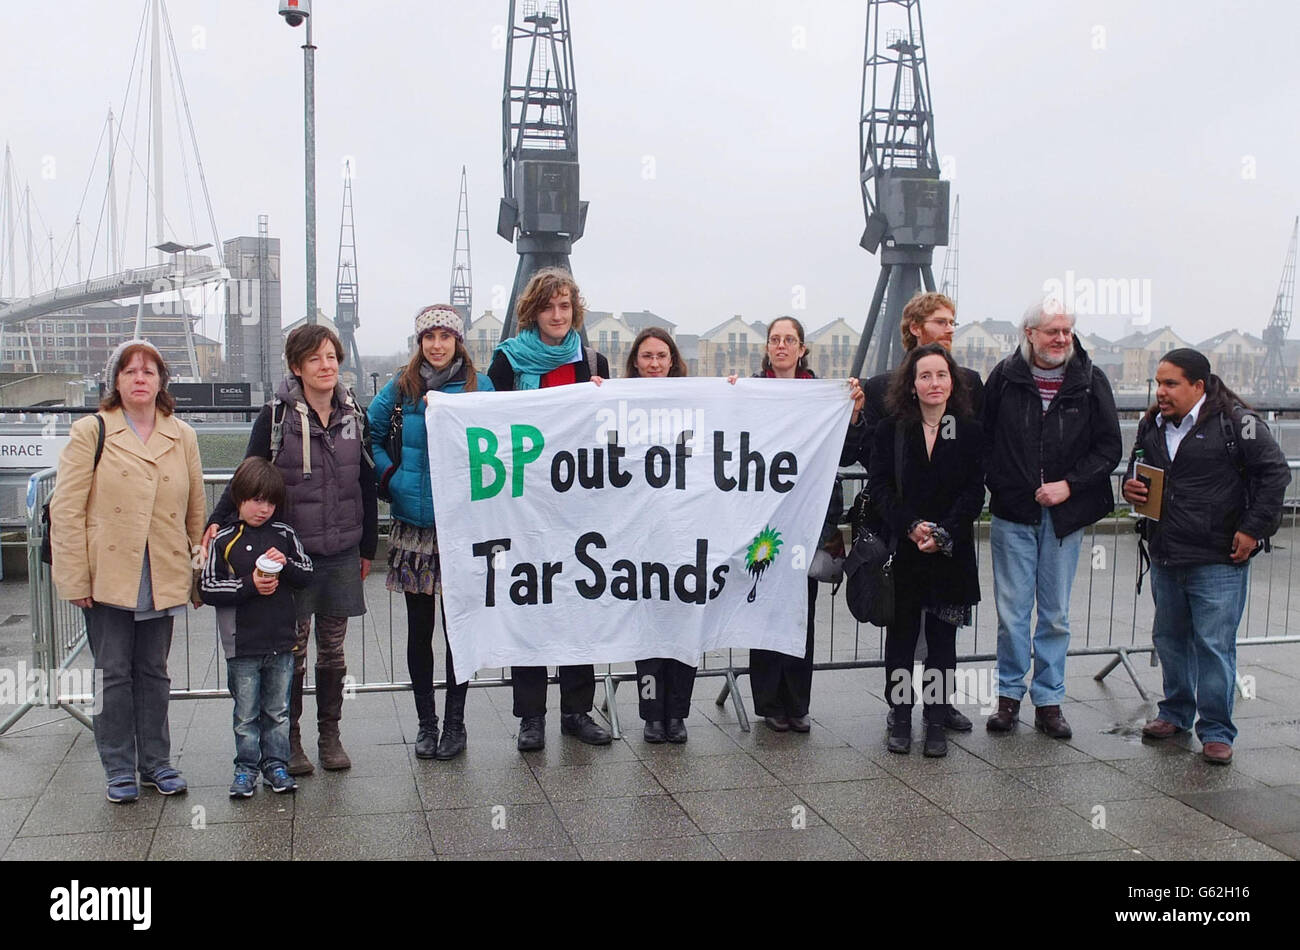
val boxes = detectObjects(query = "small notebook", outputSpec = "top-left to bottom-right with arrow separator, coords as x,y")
1133,462 -> 1165,521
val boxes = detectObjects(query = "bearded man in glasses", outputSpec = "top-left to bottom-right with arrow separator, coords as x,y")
979,297 -> 1121,739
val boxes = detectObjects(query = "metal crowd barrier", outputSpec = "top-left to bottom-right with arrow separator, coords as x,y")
4,459 -> 1298,737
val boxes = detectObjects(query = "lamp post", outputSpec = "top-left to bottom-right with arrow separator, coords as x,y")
278,1 -> 316,325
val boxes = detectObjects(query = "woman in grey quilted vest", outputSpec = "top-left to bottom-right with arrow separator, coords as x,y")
204,324 -> 378,775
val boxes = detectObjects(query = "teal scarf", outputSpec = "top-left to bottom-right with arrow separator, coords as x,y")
494,328 -> 582,391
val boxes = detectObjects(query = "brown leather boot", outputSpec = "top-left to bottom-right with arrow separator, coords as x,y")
287,669 -> 314,776
1034,704 -> 1073,739
315,666 -> 352,771
985,696 -> 1021,732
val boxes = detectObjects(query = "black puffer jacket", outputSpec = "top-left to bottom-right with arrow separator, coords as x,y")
982,338 -> 1122,538
1129,402 -> 1290,568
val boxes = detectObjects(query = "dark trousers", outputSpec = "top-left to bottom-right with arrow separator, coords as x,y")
634,658 -> 698,721
750,578 -> 818,718
405,592 -> 467,702
83,606 -> 175,781
884,574 -> 957,714
511,665 -> 596,719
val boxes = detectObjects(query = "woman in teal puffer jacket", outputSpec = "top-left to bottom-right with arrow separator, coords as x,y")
369,305 -> 493,760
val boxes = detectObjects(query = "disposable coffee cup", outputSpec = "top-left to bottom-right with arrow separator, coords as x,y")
255,555 -> 283,580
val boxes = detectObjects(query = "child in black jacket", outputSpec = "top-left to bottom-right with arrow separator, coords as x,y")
200,458 -> 312,797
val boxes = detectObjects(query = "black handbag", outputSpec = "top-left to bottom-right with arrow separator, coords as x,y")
843,423 -> 904,626
377,405 -> 403,502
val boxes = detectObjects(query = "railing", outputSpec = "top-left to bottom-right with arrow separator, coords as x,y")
4,460 -> 1298,738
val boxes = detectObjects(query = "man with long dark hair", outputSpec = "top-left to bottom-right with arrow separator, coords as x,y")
1122,349 -> 1290,764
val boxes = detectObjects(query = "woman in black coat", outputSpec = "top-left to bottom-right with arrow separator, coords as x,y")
868,343 -> 984,757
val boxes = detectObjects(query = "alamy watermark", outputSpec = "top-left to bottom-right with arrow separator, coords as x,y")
0,662 -> 102,713
1041,271 -> 1152,326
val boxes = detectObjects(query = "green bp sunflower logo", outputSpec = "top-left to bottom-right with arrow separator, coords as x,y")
744,526 -> 783,603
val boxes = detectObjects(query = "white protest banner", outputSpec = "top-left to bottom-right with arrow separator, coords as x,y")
425,377 -> 852,682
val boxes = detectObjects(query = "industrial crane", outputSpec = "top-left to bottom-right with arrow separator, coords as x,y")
850,0 -> 950,379
940,194 -> 959,305
1256,217 -> 1296,400
450,166 -> 472,324
334,159 -> 362,382
496,0 -> 588,341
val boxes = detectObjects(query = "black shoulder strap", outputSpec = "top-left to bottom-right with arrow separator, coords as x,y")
1219,411 -> 1244,475
585,346 -> 598,378
346,387 -> 376,470
93,413 -> 105,469
269,398 -> 287,462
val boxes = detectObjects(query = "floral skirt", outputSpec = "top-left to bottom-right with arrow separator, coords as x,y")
386,520 -> 440,597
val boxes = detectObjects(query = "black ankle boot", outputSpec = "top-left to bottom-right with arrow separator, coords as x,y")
922,714 -> 948,757
413,692 -> 439,759
887,708 -> 912,754
435,687 -> 467,760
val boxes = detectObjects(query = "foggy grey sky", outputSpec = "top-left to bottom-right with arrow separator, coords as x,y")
3,0 -> 1299,357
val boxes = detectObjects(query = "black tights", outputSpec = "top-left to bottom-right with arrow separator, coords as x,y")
405,592 -> 467,702
884,576 -> 957,713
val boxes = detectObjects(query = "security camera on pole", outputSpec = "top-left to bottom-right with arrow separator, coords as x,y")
278,0 -> 317,325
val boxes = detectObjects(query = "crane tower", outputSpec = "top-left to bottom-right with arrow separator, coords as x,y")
496,0 -> 588,341
335,159 -> 362,382
1256,217 -> 1297,399
450,166 -> 472,324
850,0 -> 950,378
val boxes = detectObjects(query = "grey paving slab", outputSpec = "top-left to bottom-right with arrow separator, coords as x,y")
517,734 -> 641,767
1139,837 -> 1292,861
45,757 -> 112,794
1280,785 -> 1300,799
2,829 -> 152,861
642,753 -> 782,794
20,789 -> 165,836
750,745 -> 890,784
439,846 -> 580,861
413,765 -> 546,810
1229,747 -> 1300,786
863,736 -> 997,779
949,729 -> 1097,768
533,760 -> 664,802
0,797 -> 34,841
673,786 -> 825,834
1041,849 -> 1151,861
907,770 -> 1051,814
835,815 -> 1008,861
955,805 -> 1129,859
626,720 -> 745,758
719,721 -> 850,752
708,825 -> 863,861
1006,762 -> 1162,805
792,777 -> 945,827
63,731 -> 103,761
1259,831 -> 1300,859
158,785 -> 294,825
1114,754 -> 1268,795
553,794 -> 699,844
1063,797 -> 1243,847
149,821 -> 291,860
431,736 -> 544,772
170,749 -> 247,789
1176,787 -> 1300,837
0,733 -> 75,763
294,812 -> 434,860
0,762 -> 54,799
293,773 -> 423,817
576,835 -> 724,861
424,803 -> 570,855
1064,673 -> 1145,702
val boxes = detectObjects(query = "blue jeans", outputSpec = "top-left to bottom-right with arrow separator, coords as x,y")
1150,561 -> 1247,746
227,653 -> 294,776
991,511 -> 1085,706
83,606 -> 174,782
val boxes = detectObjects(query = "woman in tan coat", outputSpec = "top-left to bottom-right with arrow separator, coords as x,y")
51,340 -> 206,803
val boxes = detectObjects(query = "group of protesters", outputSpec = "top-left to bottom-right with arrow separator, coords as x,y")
49,266 -> 1291,804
